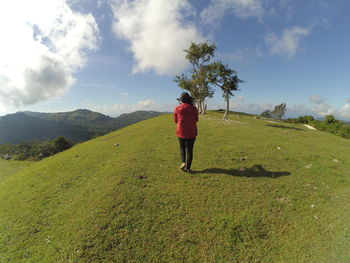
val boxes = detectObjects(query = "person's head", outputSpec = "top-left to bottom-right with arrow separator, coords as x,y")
179,92 -> 193,105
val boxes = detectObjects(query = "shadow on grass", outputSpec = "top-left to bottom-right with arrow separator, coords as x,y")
195,165 -> 291,178
265,124 -> 303,131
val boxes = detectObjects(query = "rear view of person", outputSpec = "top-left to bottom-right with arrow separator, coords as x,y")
174,92 -> 198,172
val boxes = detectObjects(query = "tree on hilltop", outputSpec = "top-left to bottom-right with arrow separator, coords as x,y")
175,42 -> 216,114
261,110 -> 272,118
208,61 -> 243,119
261,103 -> 287,119
175,42 -> 244,117
271,103 -> 287,119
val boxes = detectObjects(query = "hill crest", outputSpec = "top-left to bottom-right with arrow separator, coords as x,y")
0,111 -> 349,262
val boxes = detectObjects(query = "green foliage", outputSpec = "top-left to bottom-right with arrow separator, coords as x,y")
0,143 -> 15,155
0,137 -> 72,161
297,115 -> 314,124
207,61 -> 243,119
271,103 -> 287,119
208,62 -> 239,95
286,115 -> 350,139
286,115 -> 314,124
184,42 -> 216,66
261,110 -> 272,118
39,142 -> 57,159
175,42 -> 243,117
53,136 -> 72,152
175,42 -> 217,113
312,118 -> 350,139
174,74 -> 196,97
0,112 -> 349,262
325,114 -> 337,124
261,103 -> 287,119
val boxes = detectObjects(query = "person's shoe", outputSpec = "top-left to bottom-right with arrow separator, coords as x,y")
185,168 -> 193,174
179,163 -> 186,170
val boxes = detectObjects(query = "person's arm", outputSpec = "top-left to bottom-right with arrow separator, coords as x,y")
174,108 -> 178,123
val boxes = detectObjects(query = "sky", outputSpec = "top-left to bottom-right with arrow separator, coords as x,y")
0,0 -> 350,119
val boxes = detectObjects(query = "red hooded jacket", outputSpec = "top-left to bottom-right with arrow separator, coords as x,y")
174,103 -> 198,139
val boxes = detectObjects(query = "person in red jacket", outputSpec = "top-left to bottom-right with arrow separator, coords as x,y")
174,92 -> 198,172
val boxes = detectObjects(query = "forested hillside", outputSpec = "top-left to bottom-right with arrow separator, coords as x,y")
0,109 -> 164,143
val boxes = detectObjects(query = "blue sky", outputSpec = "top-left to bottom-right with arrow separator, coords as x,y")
0,0 -> 349,119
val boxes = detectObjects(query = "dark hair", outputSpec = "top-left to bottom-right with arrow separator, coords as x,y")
180,92 -> 193,105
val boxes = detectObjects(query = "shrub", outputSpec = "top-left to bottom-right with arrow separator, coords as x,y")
261,103 -> 287,119
53,136 -> 72,153
296,115 -> 314,124
1,136 -> 73,161
325,115 -> 337,124
260,110 -> 271,118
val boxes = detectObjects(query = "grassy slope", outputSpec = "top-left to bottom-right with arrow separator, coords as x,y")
0,159 -> 33,181
0,112 -> 349,263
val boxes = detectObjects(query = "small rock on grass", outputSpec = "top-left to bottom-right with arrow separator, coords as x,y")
275,196 -> 289,204
239,157 -> 247,161
137,175 -> 147,180
239,166 -> 246,172
332,159 -> 339,163
305,164 -> 312,169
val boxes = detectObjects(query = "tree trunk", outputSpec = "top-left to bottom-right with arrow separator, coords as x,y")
198,99 -> 202,114
201,100 -> 206,114
223,97 -> 229,119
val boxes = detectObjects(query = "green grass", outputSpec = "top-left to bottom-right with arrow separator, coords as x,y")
0,111 -> 349,262
0,159 -> 33,181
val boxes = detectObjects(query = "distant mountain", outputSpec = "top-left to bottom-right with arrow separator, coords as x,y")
0,110 -> 165,144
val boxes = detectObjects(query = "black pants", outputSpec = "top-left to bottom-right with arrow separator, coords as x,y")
178,137 -> 196,169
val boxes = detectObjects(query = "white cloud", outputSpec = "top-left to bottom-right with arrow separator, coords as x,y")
119,92 -> 129,100
137,99 -> 154,107
265,26 -> 310,58
279,0 -> 290,8
339,104 -> 350,119
308,95 -> 335,116
310,94 -> 326,104
218,47 -> 264,67
208,95 -> 350,119
289,97 -> 349,119
312,103 -> 335,116
0,0 -> 100,109
91,99 -> 174,116
290,98 -> 350,120
97,0 -> 104,8
209,96 -> 273,115
201,0 -> 265,26
110,0 -> 204,75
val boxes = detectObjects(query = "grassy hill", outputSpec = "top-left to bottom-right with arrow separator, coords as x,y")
0,111 -> 349,262
0,109 -> 164,144
0,159 -> 32,181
